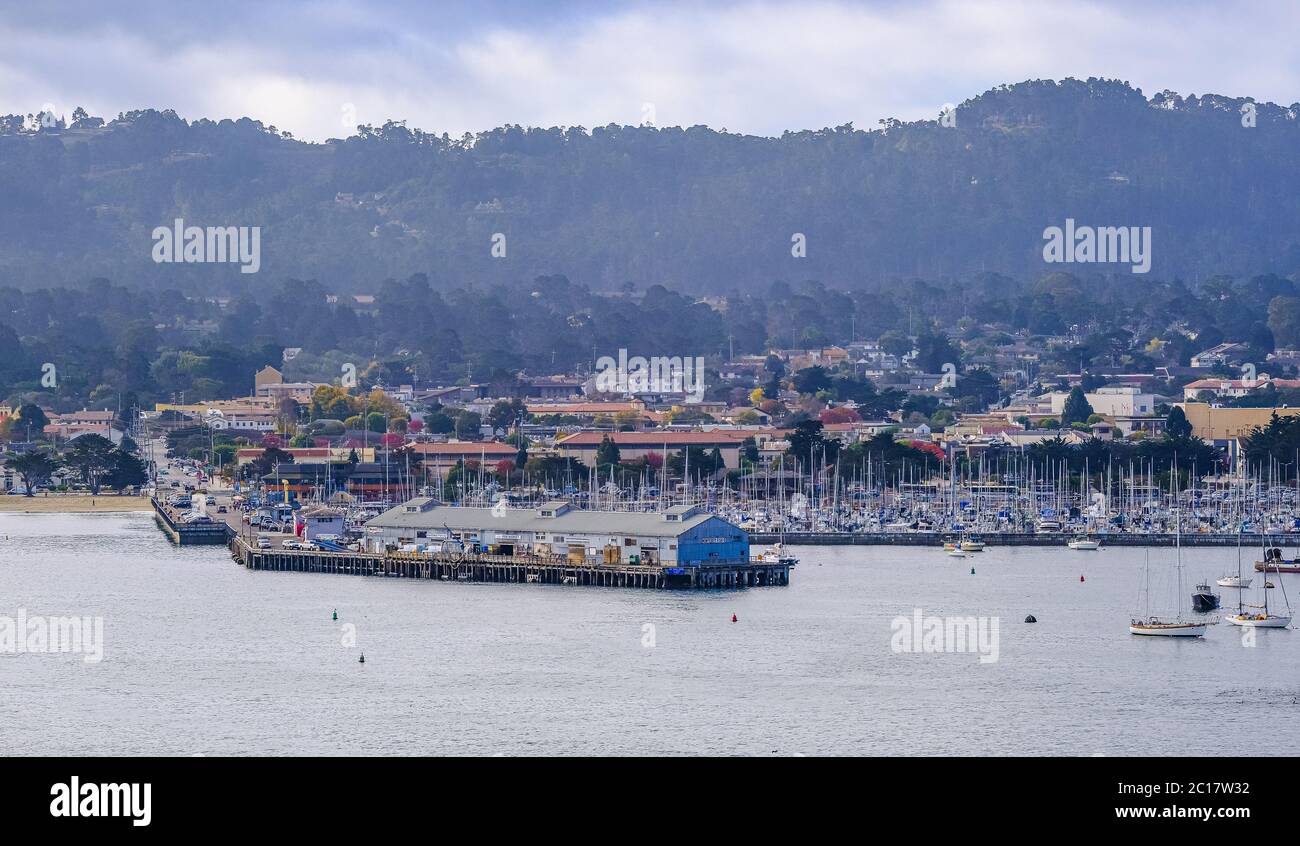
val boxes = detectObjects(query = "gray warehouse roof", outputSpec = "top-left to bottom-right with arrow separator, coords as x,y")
367,498 -> 732,538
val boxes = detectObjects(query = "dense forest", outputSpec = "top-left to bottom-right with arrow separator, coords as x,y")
3,78 -> 1300,293
3,266 -> 1300,415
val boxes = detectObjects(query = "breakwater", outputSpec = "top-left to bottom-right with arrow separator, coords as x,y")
151,497 -> 232,545
749,531 -> 1292,548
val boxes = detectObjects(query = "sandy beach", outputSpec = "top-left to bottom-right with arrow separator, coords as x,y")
0,494 -> 152,513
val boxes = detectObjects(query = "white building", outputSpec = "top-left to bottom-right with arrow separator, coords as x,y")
1046,386 -> 1155,417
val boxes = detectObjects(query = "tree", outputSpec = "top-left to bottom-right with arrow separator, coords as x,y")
1166,406 -> 1193,439
878,330 -> 913,358
65,434 -> 117,494
425,411 -> 455,434
792,366 -> 832,395
1267,296 -> 1300,349
486,398 -> 525,435
454,411 -> 482,440
784,420 -> 838,467
596,434 -> 621,467
248,446 -> 294,480
106,448 -> 149,490
11,404 -> 49,441
1060,387 -> 1095,427
614,410 -> 642,431
914,328 -> 961,373
6,450 -> 59,495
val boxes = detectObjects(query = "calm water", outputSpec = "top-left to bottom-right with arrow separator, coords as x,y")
2,511 -> 1298,756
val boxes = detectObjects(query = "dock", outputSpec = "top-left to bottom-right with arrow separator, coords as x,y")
152,497 -> 233,545
227,536 -> 790,589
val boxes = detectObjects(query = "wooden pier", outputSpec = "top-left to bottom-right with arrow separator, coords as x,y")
228,537 -> 790,589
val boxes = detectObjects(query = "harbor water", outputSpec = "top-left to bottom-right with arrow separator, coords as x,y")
2,511 -> 1297,756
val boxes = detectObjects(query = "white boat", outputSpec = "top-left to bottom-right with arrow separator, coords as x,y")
1223,534 -> 1291,629
1067,537 -> 1101,550
1216,575 -> 1251,588
1129,619 -> 1208,637
1129,513 -> 1205,638
1224,611 -> 1291,628
945,548 -> 967,558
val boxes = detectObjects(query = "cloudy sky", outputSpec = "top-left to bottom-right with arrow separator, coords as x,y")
2,0 -> 1297,141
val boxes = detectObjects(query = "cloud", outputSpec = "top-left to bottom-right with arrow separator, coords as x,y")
0,0 -> 1296,141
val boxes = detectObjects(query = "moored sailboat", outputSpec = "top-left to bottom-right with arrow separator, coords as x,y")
1225,535 -> 1292,628
1130,512 -> 1206,637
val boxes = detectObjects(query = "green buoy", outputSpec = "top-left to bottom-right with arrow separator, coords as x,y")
358,653 -> 365,664
332,609 -> 337,621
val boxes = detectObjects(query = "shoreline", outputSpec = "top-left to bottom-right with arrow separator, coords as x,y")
0,495 -> 152,514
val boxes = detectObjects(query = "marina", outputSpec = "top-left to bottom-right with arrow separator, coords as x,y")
3,509 -> 1297,757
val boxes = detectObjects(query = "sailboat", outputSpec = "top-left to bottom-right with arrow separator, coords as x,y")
1225,535 -> 1292,628
1130,512 -> 1206,637
1069,464 -> 1102,549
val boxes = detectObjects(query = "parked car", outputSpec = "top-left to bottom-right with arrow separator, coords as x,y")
256,536 -> 272,549
205,496 -> 216,505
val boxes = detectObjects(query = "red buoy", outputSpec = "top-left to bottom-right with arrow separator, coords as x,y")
1080,575 -> 1085,582
731,613 -> 738,623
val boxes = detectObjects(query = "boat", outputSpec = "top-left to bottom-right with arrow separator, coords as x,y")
1254,547 -> 1300,573
960,539 -> 985,552
945,548 -> 968,558
754,541 -> 799,567
1216,574 -> 1252,588
1129,618 -> 1208,637
1191,581 -> 1220,612
1129,512 -> 1205,638
1067,537 -> 1101,550
1225,535 -> 1292,629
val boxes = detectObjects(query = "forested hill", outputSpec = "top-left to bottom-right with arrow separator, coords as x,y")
3,77 -> 1299,294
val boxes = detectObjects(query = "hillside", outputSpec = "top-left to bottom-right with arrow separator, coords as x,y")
2,78 -> 1299,293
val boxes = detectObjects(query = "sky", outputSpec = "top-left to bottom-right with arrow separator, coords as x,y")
1,0 -> 1297,142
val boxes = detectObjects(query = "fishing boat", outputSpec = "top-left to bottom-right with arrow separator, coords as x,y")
1130,512 -> 1206,638
1191,580 -> 1220,612
961,538 -> 985,552
1226,536 -> 1292,628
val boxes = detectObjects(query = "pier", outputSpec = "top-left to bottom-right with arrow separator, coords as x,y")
228,537 -> 790,589
152,497 -> 233,545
